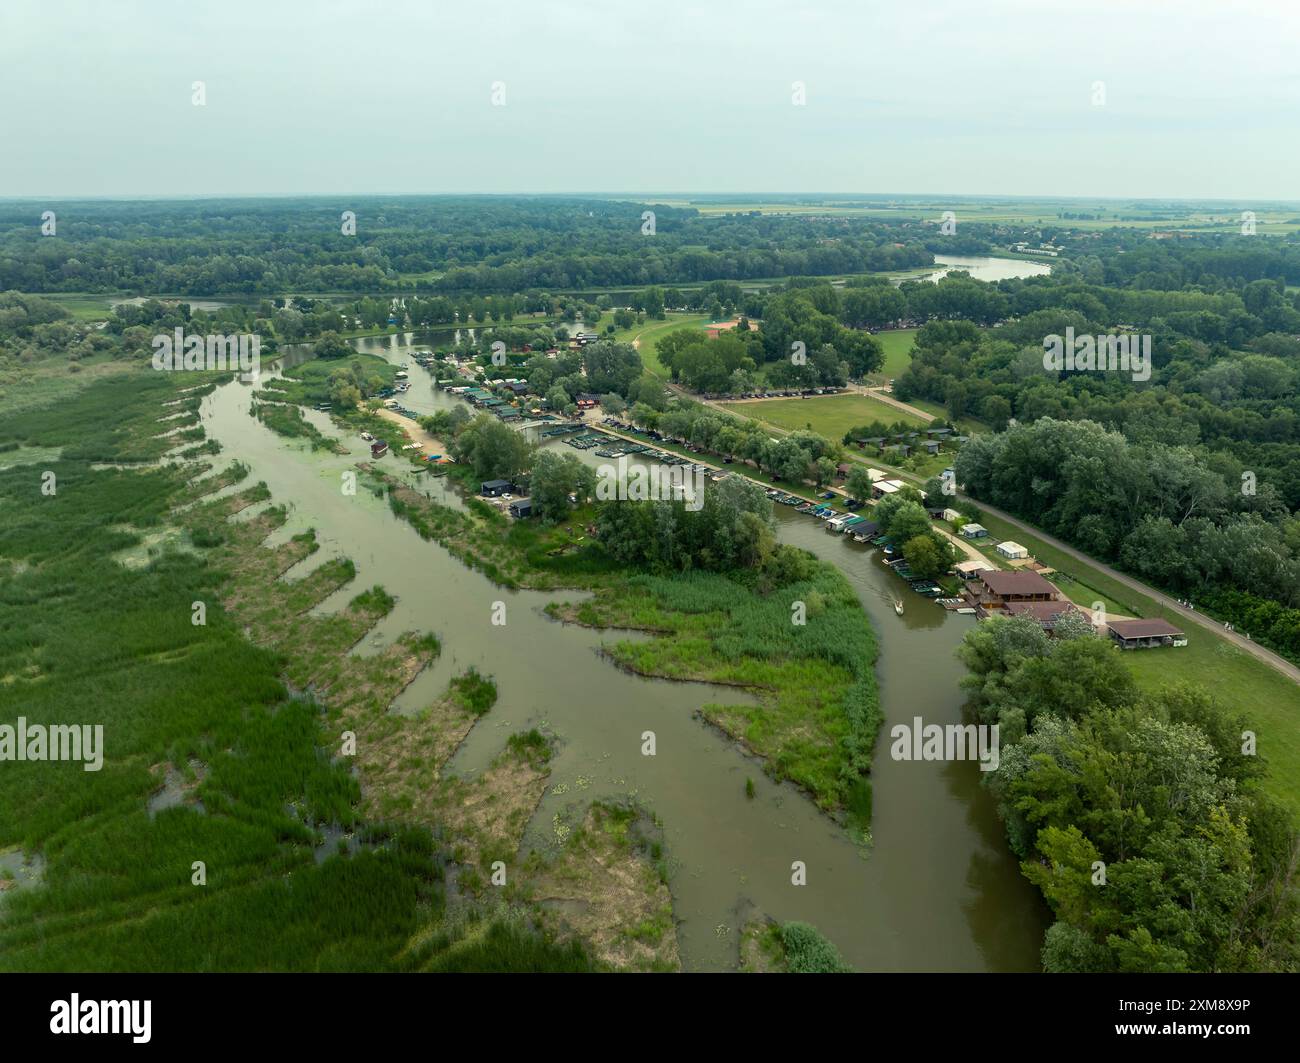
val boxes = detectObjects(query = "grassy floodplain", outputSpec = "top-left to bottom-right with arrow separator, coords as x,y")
0,367 -> 664,971
375,464 -> 882,821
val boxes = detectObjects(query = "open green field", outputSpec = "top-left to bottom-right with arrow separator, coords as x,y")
1124,638 -> 1300,818
873,329 -> 917,379
28,292 -> 120,322
612,313 -> 710,378
722,393 -> 930,439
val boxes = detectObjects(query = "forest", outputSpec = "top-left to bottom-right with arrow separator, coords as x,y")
0,197 -> 933,295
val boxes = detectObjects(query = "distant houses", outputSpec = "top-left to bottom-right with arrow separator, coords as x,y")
996,540 -> 1029,560
508,498 -> 534,519
480,479 -> 516,497
959,522 -> 988,539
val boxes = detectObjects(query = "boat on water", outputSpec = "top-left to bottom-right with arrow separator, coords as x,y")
894,599 -> 905,615
795,502 -> 814,513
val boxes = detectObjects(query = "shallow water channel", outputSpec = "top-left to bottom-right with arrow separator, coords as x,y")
199,336 -> 1048,971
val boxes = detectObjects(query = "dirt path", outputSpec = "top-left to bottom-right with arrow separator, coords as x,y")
935,527 -> 988,565
860,386 -> 936,423
375,407 -> 446,454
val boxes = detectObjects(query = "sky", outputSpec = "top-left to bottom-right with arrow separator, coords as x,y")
1,0 -> 1297,200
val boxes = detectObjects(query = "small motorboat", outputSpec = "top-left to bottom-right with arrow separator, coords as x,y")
893,599 -> 905,615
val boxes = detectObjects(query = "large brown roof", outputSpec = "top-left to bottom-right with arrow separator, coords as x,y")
979,569 -> 1057,596
1108,618 -> 1185,639
1005,600 -> 1080,623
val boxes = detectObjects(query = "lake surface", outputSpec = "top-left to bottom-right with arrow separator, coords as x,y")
924,255 -> 1052,284
196,336 -> 1048,971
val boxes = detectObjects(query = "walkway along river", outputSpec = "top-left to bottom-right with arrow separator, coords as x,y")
199,336 -> 1048,971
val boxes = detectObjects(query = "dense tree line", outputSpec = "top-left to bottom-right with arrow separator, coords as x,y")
955,418 -> 1300,617
595,476 -> 777,573
959,615 -> 1298,972
0,197 -> 931,296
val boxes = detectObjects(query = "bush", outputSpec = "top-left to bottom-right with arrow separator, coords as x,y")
780,921 -> 852,973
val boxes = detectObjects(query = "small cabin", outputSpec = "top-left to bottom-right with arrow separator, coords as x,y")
1107,618 -> 1187,650
481,479 -> 515,497
509,498 -> 534,519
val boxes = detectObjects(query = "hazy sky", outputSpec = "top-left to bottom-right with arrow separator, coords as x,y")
2,0 -> 1297,200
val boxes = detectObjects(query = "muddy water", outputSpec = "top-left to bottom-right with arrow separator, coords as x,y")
199,342 -> 1048,971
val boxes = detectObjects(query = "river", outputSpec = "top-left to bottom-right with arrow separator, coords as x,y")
197,333 -> 1049,971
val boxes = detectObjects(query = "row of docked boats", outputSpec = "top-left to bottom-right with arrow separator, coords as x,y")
767,490 -> 877,539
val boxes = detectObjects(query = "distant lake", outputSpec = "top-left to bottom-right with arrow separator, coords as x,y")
111,296 -> 229,312
922,255 -> 1052,284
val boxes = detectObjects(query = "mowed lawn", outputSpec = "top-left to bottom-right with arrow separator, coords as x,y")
1126,637 -> 1300,819
611,313 -> 711,378
874,328 -> 918,379
722,392 -> 930,439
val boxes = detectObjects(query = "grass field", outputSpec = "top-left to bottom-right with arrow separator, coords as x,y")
722,393 -> 930,439
610,314 -> 711,378
873,329 -> 918,380
39,293 -> 120,321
